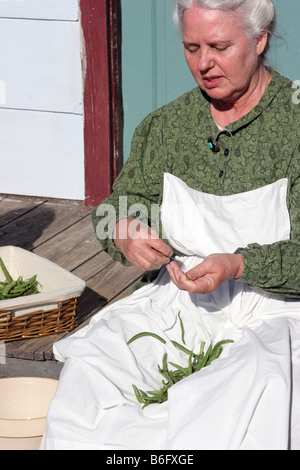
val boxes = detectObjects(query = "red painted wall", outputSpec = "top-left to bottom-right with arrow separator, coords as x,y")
80,0 -> 122,207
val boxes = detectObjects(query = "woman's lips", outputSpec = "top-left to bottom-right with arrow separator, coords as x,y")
203,76 -> 223,88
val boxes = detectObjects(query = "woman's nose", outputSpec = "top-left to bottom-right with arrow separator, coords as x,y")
197,50 -> 214,71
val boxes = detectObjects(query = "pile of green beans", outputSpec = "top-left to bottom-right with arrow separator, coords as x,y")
127,312 -> 233,408
0,257 -> 40,300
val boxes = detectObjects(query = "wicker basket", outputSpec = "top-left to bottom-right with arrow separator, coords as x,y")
0,298 -> 78,342
0,246 -> 86,342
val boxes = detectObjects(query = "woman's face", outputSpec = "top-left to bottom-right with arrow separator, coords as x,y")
182,7 -> 267,105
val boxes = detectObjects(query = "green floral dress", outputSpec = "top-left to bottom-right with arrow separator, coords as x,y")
92,69 -> 300,298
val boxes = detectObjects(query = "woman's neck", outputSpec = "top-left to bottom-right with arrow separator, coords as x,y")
211,66 -> 272,129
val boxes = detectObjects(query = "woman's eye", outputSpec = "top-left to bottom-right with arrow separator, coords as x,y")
213,45 -> 229,52
184,44 -> 199,53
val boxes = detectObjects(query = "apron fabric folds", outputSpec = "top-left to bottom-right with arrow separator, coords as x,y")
40,173 -> 300,450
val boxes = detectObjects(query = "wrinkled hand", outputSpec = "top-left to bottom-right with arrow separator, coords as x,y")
113,218 -> 173,271
166,253 -> 244,294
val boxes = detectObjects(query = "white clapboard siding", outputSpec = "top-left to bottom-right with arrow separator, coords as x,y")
0,0 -> 79,21
0,108 -> 85,200
0,18 -> 82,114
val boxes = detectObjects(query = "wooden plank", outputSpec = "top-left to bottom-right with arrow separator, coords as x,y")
0,357 -> 63,380
32,215 -> 100,273
0,109 -> 84,200
0,196 -> 45,228
0,19 -> 82,114
5,333 -> 65,362
71,250 -> 115,281
0,0 -> 79,21
83,260 -> 142,301
0,200 -> 90,250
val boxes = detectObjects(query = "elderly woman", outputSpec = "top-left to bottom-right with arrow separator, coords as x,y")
41,0 -> 300,450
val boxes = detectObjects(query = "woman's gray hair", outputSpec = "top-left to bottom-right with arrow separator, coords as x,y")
173,0 -> 276,62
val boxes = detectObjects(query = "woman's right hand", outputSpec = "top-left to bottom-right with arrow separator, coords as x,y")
166,253 -> 244,294
113,218 -> 173,271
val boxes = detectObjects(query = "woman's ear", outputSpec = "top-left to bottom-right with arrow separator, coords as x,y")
256,30 -> 269,56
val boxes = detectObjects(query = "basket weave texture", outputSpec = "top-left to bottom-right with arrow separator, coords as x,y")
0,297 -> 78,342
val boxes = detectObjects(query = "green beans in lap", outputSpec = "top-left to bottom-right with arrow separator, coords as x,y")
127,312 -> 233,408
0,257 -> 41,300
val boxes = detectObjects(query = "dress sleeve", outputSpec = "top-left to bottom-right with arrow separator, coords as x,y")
91,111 -> 165,265
235,146 -> 300,298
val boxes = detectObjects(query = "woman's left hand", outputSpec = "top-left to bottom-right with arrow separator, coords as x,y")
166,253 -> 244,294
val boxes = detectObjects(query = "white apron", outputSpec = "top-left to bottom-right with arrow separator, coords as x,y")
40,173 -> 300,450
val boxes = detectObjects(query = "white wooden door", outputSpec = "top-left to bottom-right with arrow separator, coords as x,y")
0,0 -> 84,200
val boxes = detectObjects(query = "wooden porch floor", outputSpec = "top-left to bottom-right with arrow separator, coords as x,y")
0,194 -> 143,379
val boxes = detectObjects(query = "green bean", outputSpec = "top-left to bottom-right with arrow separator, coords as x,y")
146,389 -> 163,396
0,258 -> 40,300
129,316 -> 234,407
210,339 -> 234,357
199,341 -> 205,357
188,353 -> 193,375
206,346 -> 223,366
11,275 -> 37,291
2,280 -> 17,296
158,366 -> 174,386
193,342 -> 212,372
178,311 -> 186,344
23,287 -> 40,297
140,390 -> 151,400
169,361 -> 188,376
158,353 -> 174,385
162,352 -> 168,371
132,385 -> 145,404
0,257 -> 13,283
206,342 -> 231,366
127,332 -> 166,345
171,340 -> 200,360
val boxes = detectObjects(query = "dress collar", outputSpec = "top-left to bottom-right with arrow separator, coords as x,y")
228,69 -> 284,133
198,69 -> 284,135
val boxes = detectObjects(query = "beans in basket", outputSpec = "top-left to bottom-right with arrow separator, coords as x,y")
0,257 -> 41,300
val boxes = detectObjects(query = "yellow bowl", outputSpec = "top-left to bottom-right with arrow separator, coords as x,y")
0,377 -> 58,450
